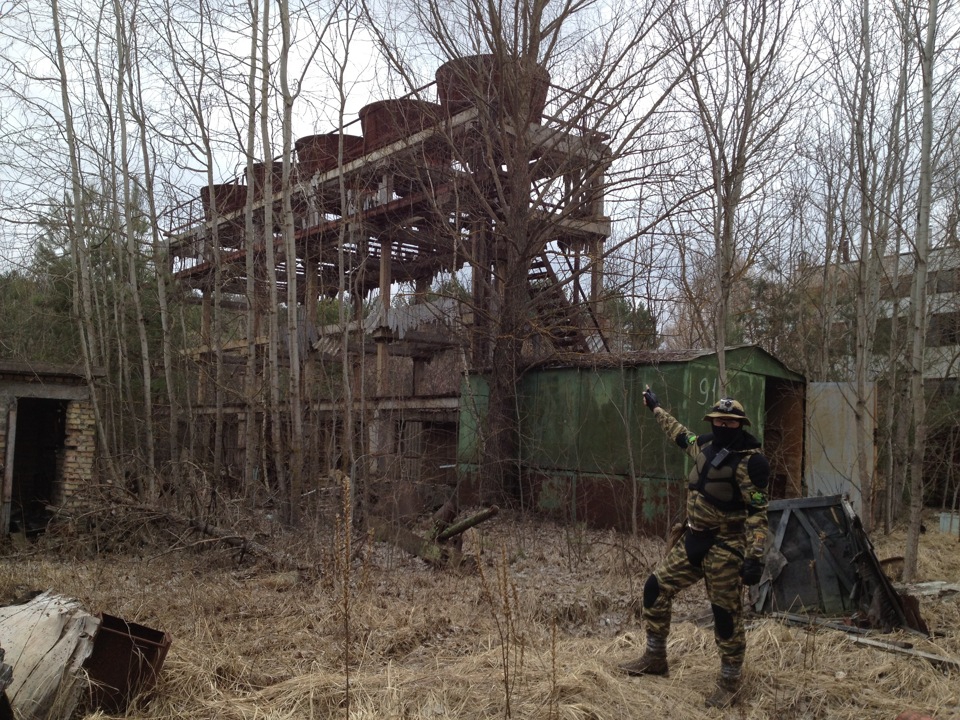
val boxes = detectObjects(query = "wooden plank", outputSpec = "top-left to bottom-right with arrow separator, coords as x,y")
770,611 -> 911,646
850,636 -> 960,670
906,581 -> 960,597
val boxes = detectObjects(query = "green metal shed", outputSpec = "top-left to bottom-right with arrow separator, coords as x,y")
458,345 -> 805,533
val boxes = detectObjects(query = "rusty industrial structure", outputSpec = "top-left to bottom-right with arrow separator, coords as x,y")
165,55 -> 612,511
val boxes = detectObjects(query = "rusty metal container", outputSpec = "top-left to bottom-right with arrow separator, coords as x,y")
358,99 -> 442,150
249,161 -> 284,199
435,54 -> 550,122
83,614 -> 172,713
295,133 -> 364,176
199,183 -> 246,217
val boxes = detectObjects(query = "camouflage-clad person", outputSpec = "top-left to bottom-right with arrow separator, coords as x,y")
618,389 -> 769,709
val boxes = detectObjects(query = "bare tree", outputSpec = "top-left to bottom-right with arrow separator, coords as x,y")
125,0 -> 183,492
665,0 -> 806,393
360,0 -> 701,500
904,0 -> 939,581
48,0 -> 123,486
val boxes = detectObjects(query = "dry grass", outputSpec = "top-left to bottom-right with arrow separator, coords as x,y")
1,508 -> 958,720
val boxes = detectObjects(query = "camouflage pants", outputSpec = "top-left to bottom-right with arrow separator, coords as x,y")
642,528 -> 746,664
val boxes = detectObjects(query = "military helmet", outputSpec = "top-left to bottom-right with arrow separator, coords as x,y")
703,397 -> 750,426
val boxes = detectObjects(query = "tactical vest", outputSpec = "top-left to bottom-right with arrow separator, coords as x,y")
687,443 -> 746,512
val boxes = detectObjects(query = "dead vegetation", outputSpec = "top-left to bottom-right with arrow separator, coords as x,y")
0,507 -> 958,720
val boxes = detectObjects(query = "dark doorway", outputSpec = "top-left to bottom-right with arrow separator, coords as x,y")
10,398 -> 67,534
764,379 -> 805,500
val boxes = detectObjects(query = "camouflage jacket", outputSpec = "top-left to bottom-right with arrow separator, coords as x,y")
653,407 -> 770,559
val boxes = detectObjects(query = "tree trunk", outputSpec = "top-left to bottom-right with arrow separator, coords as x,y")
126,25 -> 180,487
257,0 -> 289,510
278,0 -> 303,525
853,0 -> 876,531
243,0 -> 262,503
113,3 -> 157,490
904,0 -> 938,582
50,0 -> 121,487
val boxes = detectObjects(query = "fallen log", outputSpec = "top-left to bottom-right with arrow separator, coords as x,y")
425,498 -> 459,541
0,592 -> 171,720
369,506 -> 499,568
369,516 -> 464,567
0,593 -> 99,720
436,506 -> 499,541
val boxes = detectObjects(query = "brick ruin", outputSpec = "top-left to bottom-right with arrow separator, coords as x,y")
0,362 -> 98,534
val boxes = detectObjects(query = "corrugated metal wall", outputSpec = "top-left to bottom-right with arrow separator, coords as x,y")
458,347 -> 806,532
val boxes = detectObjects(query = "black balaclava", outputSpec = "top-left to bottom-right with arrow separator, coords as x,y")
711,424 -> 743,448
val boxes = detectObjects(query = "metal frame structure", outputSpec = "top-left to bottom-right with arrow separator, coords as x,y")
165,59 -> 612,498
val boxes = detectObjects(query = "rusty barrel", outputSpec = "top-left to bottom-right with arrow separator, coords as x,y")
296,133 -> 365,176
435,54 -> 550,123
199,183 -> 247,217
358,99 -> 443,150
249,161 -> 284,199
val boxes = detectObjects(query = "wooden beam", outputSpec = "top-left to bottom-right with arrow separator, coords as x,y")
850,636 -> 960,670
368,515 -> 464,568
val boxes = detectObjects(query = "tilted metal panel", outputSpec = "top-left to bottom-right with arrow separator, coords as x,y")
755,496 -> 928,634
760,496 -> 857,616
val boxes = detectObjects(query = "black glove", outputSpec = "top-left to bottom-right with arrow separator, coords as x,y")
643,387 -> 660,412
740,556 -> 764,585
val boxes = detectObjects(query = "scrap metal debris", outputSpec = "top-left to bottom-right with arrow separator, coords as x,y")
848,636 -> 960,670
747,497 -> 960,673
754,495 -> 930,635
769,610 -> 960,670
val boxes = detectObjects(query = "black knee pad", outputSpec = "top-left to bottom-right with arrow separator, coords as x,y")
712,603 -> 735,639
643,574 -> 661,609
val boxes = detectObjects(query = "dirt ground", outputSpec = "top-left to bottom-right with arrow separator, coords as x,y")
0,505 -> 958,720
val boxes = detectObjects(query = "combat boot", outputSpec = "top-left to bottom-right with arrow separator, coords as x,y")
617,634 -> 668,676
704,662 -> 742,708
617,651 -> 668,676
